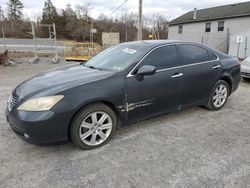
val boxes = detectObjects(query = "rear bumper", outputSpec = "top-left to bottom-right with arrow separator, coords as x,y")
5,108 -> 71,145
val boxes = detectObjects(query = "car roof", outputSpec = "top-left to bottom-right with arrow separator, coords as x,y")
119,40 -> 179,50
118,40 -> 230,58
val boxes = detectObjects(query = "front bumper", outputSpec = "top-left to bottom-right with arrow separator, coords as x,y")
5,108 -> 71,145
241,72 -> 250,78
241,65 -> 250,78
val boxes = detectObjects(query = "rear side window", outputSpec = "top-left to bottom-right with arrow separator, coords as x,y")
139,45 -> 178,70
180,44 -> 216,65
208,51 -> 217,60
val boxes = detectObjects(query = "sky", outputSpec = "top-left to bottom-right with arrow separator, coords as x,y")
0,0 -> 250,21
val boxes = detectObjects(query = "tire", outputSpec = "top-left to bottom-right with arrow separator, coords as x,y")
70,103 -> 117,150
206,80 -> 229,111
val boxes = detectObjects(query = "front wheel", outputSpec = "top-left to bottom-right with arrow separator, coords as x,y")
206,80 -> 229,111
70,103 -> 117,149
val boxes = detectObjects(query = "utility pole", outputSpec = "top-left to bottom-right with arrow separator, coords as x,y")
138,0 -> 143,40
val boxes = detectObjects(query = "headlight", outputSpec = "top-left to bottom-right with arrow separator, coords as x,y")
241,60 -> 250,66
17,95 -> 64,111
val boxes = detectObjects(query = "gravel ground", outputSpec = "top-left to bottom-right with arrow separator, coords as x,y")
0,58 -> 250,188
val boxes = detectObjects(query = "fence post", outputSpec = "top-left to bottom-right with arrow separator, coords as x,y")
244,37 -> 248,58
29,22 -> 39,63
52,23 -> 59,64
226,28 -> 230,54
237,42 -> 241,58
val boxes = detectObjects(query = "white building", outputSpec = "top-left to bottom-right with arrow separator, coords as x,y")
168,1 -> 250,55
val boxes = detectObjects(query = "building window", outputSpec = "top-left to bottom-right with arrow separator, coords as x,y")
218,21 -> 224,31
178,25 -> 183,34
205,22 -> 211,32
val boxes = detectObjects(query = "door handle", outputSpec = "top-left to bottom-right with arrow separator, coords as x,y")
171,73 -> 184,78
212,65 -> 221,69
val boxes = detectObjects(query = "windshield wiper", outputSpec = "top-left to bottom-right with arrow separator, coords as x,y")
84,64 -> 104,71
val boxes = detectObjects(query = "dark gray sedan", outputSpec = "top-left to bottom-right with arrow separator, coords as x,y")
6,40 -> 241,149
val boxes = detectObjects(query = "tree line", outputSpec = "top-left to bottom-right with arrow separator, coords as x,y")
0,0 -> 169,43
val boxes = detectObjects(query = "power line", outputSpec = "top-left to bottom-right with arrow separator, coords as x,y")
108,0 -> 128,17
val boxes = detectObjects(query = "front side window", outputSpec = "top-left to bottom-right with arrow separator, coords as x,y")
218,21 -> 224,31
138,45 -> 178,70
180,44 -> 216,65
178,25 -> 183,34
205,22 -> 211,32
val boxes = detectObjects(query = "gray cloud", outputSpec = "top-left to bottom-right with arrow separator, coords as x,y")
0,0 -> 249,20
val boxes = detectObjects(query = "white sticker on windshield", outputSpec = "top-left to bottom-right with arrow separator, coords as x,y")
123,48 -> 137,54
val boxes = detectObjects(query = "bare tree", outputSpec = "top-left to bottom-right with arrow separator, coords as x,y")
75,3 -> 92,20
145,14 -> 169,39
0,6 -> 5,22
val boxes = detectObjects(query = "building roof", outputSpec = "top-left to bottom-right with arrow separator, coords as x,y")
169,1 -> 250,26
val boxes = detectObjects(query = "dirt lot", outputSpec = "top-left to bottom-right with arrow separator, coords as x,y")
0,58 -> 250,188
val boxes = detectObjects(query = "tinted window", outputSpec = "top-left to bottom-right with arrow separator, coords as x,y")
139,45 -> 178,70
208,51 -> 217,60
180,44 -> 210,65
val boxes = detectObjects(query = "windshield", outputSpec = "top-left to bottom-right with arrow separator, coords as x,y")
85,45 -> 144,71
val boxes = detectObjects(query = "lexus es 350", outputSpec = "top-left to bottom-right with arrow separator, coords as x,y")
5,40 -> 241,149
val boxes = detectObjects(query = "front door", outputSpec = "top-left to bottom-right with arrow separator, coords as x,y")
126,45 -> 183,122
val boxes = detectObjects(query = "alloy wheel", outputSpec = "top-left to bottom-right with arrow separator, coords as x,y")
212,84 -> 228,108
79,111 -> 113,146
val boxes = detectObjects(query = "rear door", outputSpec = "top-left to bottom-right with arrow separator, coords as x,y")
178,44 -> 223,107
126,45 -> 183,122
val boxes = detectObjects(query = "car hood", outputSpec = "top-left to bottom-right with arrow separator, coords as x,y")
13,64 -> 115,99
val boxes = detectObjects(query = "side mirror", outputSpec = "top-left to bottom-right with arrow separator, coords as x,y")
137,65 -> 156,76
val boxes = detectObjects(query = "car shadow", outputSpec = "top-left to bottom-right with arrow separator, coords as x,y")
7,106 -> 210,153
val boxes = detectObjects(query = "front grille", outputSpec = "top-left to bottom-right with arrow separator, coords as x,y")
7,95 -> 19,112
241,72 -> 250,77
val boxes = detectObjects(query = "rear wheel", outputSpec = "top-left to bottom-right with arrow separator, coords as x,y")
70,103 -> 117,149
207,80 -> 229,111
